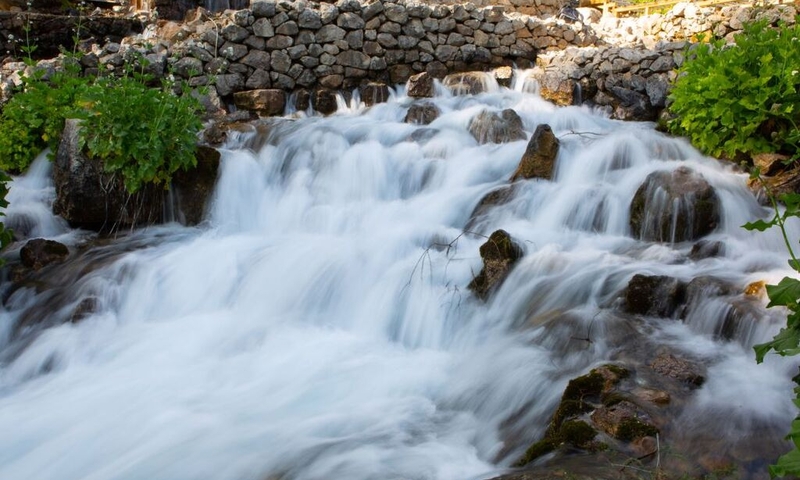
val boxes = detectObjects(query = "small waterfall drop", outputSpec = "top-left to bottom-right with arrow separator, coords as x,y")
0,85 -> 797,480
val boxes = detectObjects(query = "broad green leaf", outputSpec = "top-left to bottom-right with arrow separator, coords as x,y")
767,277 -> 800,308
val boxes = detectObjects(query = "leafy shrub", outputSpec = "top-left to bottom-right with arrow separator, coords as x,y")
744,190 -> 800,478
0,60 -> 204,193
0,65 -> 92,172
668,19 -> 800,163
79,74 -> 204,193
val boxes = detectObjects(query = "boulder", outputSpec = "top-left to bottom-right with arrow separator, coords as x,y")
623,274 -> 685,318
467,185 -> 517,225
53,119 -> 220,231
20,238 -> 68,270
468,109 -> 526,145
404,102 -> 440,125
630,167 -> 720,243
509,124 -> 559,181
406,71 -> 434,98
514,365 -> 628,466
53,119 -> 164,231
359,82 -> 390,107
233,89 -> 286,116
468,229 -> 523,300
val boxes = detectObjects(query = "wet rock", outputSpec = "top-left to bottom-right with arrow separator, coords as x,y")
591,400 -> 659,441
69,297 -> 98,323
312,88 -> 338,115
232,89 -> 286,116
171,146 -> 221,226
443,71 -> 491,95
468,229 -> 523,300
406,71 -> 434,98
359,82 -> 390,107
468,109 -> 526,145
623,274 -> 685,318
629,167 -> 720,243
468,185 -> 517,222
689,240 -> 725,260
633,387 -> 671,406
510,124 -> 559,181
514,365 -> 628,466
404,102 -> 440,125
649,352 -> 705,387
20,238 -> 68,271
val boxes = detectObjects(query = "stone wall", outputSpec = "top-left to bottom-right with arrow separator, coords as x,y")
160,0 -> 595,95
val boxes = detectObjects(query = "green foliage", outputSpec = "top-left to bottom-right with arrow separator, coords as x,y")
0,170 -> 14,264
668,19 -> 800,163
79,73 -> 204,193
0,64 -> 91,172
0,58 -> 203,193
744,185 -> 800,477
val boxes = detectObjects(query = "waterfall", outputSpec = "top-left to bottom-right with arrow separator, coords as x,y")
0,82 -> 797,480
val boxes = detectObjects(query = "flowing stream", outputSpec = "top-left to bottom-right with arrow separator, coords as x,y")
0,79 -> 798,480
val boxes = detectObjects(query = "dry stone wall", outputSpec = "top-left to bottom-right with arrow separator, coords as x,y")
161,0 -> 596,94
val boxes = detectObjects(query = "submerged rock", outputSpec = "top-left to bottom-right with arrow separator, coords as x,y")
514,365 -> 629,466
649,352 -> 705,387
623,274 -> 685,318
468,229 -> 523,300
630,167 -> 720,243
510,124 -> 560,181
468,109 -> 526,145
20,238 -> 69,271
591,400 -> 658,442
359,82 -> 391,107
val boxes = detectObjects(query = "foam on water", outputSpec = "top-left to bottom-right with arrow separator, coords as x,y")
0,81 -> 797,480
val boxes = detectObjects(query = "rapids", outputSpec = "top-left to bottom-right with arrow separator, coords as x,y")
0,78 -> 797,480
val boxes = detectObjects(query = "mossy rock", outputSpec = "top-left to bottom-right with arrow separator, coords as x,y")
515,420 -> 600,467
468,229 -> 523,300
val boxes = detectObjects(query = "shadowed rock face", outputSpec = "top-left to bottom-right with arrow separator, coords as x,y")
630,166 -> 720,243
53,119 -> 220,231
468,229 -> 523,300
623,274 -> 685,318
510,124 -> 560,181
20,238 -> 68,271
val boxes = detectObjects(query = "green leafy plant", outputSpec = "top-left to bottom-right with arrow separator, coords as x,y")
0,57 -> 203,193
79,71 -> 204,193
668,19 -> 800,163
0,64 -> 93,172
744,181 -> 800,478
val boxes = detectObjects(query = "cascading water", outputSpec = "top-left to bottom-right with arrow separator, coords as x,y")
0,79 -> 798,480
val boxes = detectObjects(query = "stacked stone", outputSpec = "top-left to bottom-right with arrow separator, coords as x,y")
592,2 -> 797,48
529,41 -> 685,120
159,0 -> 595,98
